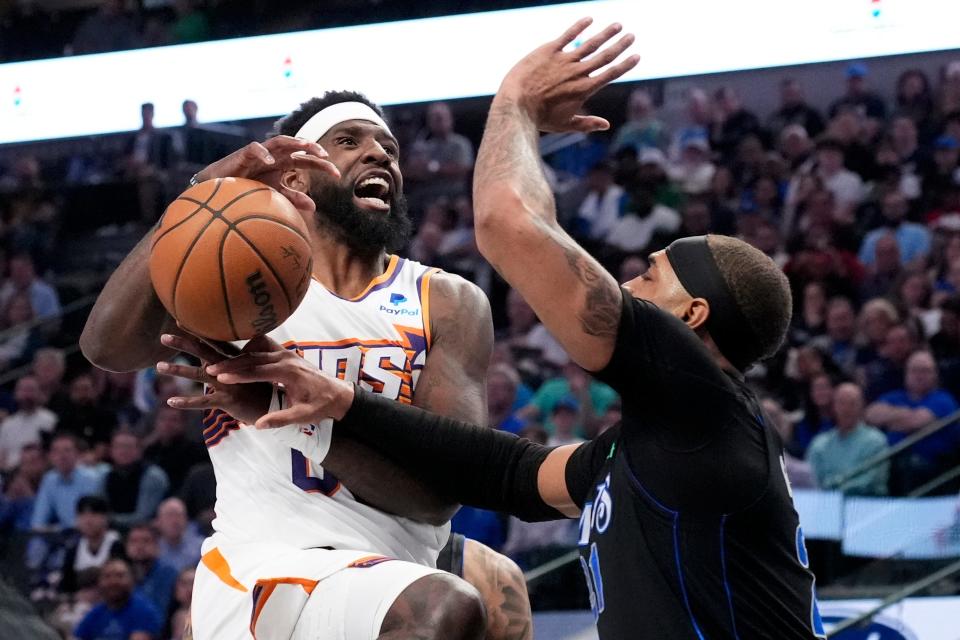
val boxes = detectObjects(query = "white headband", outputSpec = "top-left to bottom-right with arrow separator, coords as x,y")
294,101 -> 391,142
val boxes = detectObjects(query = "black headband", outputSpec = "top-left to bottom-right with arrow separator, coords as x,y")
665,236 -> 756,371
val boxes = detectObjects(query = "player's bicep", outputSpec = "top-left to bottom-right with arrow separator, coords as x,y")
414,274 -> 493,424
477,210 -> 620,372
538,445 -> 581,517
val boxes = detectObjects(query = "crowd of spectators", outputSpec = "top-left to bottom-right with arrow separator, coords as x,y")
3,47 -> 960,636
0,0 -> 574,63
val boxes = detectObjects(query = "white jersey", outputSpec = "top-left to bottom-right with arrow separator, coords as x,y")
202,255 -> 447,566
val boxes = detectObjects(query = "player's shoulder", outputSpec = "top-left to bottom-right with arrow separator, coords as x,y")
428,270 -> 486,307
424,271 -> 492,352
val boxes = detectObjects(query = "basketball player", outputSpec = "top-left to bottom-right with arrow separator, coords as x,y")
80,95 -> 530,638
193,20 -> 826,639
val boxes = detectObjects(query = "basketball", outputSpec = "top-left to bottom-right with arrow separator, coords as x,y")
149,177 -> 313,342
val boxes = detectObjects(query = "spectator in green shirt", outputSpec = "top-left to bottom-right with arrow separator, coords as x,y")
807,383 -> 890,495
517,362 -> 618,438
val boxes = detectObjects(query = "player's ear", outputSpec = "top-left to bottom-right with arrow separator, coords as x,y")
682,297 -> 710,330
280,168 -> 309,194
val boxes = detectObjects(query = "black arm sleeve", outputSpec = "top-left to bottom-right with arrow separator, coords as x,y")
335,388 -> 566,522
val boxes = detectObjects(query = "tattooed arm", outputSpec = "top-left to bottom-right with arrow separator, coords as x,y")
464,539 -> 533,640
414,272 -> 493,425
473,19 -> 638,372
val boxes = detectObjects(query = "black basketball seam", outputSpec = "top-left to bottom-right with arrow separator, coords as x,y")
233,216 -> 312,300
161,183 -> 286,339
229,227 -> 294,312
151,178 -> 225,250
176,187 -> 272,220
170,215 -> 222,322
218,228 -> 240,342
230,214 -> 310,244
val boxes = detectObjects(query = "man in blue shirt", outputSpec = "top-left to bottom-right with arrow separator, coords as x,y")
0,253 -> 61,320
126,524 -> 178,618
74,558 -> 162,640
859,190 -> 931,270
865,350 -> 960,492
807,383 -> 890,495
30,433 -> 102,530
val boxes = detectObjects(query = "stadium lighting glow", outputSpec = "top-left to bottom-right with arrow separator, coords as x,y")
1,0 -> 959,144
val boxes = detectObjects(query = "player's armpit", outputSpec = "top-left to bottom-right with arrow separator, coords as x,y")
415,272 -> 493,425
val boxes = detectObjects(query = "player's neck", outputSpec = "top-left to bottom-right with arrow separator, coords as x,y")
310,232 -> 389,298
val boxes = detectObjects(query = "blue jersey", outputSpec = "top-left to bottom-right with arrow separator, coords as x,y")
74,594 -> 162,640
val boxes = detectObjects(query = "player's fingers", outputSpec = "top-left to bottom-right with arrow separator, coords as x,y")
155,361 -> 208,383
214,363 -> 288,386
569,114 -> 611,133
167,393 -> 221,410
243,334 -> 287,353
582,32 -> 635,73
161,333 -> 226,364
241,142 -> 276,167
552,17 -> 593,50
589,53 -> 641,89
289,153 -> 342,180
570,22 -> 622,60
279,185 -> 317,213
197,336 -> 241,358
206,351 -> 285,375
264,135 -> 329,159
255,405 -> 315,430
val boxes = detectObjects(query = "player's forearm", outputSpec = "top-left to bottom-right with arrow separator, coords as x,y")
473,95 -> 559,259
80,228 -> 177,372
322,436 -> 459,526
337,388 -> 564,522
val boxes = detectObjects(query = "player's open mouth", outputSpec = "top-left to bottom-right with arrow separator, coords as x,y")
354,175 -> 392,212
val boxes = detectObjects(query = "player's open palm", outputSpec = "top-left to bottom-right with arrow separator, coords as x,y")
499,17 -> 639,133
203,335 -> 355,430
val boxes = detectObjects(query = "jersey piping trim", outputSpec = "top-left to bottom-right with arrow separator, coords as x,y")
200,547 -> 247,592
417,267 -> 441,350
720,514 -> 742,640
620,456 -> 706,640
315,254 -> 404,302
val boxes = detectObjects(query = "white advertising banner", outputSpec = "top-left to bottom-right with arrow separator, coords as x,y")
2,0 -> 960,143
531,597 -> 960,639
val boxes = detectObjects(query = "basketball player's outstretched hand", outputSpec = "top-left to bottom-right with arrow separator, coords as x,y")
193,135 -> 341,211
203,336 -> 356,429
159,333 -> 273,426
498,17 -> 639,133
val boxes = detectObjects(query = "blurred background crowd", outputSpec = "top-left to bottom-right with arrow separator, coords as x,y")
2,0 -> 960,638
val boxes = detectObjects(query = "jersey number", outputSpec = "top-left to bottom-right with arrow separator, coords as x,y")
290,449 -> 340,496
580,542 -> 605,621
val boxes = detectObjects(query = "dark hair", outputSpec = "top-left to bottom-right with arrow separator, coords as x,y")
707,235 -> 793,365
77,495 -> 110,514
128,523 -> 160,540
815,137 -> 845,153
272,91 -> 384,139
49,431 -> 81,449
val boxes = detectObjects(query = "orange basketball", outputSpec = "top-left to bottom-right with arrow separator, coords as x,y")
149,177 -> 313,342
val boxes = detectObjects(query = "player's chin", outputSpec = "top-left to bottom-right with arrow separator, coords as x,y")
352,194 -> 392,214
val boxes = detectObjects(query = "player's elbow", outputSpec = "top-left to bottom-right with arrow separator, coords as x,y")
474,185 -> 525,241
79,322 -> 145,373
420,502 -> 461,527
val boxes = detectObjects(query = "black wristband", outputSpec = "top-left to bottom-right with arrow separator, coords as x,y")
337,388 -> 564,522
